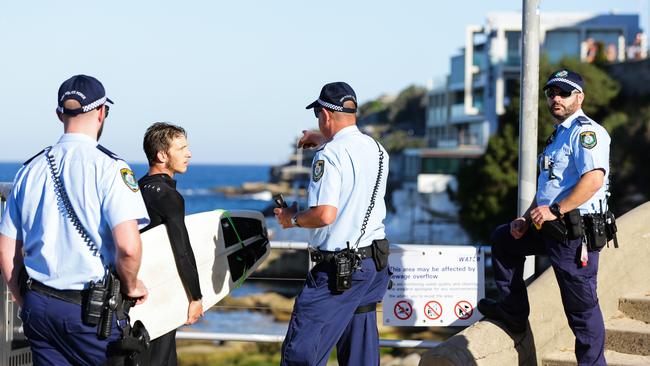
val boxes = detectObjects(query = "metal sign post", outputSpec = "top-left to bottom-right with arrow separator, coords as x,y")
519,0 -> 541,280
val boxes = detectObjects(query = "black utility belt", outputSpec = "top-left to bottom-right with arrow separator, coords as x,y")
540,209 -> 618,251
26,279 -> 84,305
310,245 -> 373,264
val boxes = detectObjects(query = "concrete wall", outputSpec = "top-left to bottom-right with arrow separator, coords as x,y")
420,201 -> 650,365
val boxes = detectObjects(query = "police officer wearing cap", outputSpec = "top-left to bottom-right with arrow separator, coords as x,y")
0,75 -> 150,365
478,70 -> 610,365
274,82 -> 391,366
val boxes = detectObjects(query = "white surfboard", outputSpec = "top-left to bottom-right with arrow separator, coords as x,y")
128,209 -> 270,340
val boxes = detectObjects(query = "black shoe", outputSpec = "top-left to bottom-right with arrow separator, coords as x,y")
477,298 -> 527,334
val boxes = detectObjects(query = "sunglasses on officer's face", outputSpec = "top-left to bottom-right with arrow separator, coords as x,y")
313,107 -> 323,118
544,88 -> 580,99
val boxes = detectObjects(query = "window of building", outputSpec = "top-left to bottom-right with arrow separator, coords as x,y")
472,88 -> 484,113
505,31 -> 521,66
543,29 -> 580,63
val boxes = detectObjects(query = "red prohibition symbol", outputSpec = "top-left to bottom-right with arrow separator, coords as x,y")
455,300 -> 473,319
423,301 -> 442,320
393,300 -> 413,320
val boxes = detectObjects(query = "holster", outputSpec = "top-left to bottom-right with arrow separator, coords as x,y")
371,239 -> 390,271
583,214 -> 607,252
564,209 -> 583,240
540,219 -> 567,243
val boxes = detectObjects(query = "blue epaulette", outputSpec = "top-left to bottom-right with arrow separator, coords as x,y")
575,115 -> 592,125
96,144 -> 123,161
23,149 -> 45,166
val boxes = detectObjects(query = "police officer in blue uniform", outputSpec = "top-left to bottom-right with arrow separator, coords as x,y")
274,82 -> 391,366
478,70 -> 610,365
0,75 -> 150,365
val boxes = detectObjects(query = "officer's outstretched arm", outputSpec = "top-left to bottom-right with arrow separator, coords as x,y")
112,220 -> 148,304
293,205 -> 337,228
0,235 -> 24,305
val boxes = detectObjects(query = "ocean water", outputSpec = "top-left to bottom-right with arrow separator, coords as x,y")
0,162 -> 291,335
0,162 -> 273,214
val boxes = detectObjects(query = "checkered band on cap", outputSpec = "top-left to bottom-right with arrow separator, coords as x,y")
317,99 -> 344,112
81,96 -> 107,112
56,96 -> 107,113
546,77 -> 583,92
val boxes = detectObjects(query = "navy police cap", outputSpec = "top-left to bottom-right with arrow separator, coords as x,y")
306,82 -> 358,114
57,74 -> 114,116
543,69 -> 584,93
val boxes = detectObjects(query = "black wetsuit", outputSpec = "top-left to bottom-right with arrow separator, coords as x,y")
139,173 -> 202,366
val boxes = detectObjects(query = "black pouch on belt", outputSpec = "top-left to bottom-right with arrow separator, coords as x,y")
541,219 -> 567,243
371,239 -> 390,271
583,214 -> 607,251
564,209 -> 583,240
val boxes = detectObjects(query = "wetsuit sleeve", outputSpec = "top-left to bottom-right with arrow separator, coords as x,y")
160,191 -> 203,300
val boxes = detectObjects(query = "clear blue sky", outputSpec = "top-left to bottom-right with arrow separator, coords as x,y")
0,0 -> 646,164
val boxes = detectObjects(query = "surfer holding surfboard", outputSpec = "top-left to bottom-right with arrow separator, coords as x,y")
138,122 -> 203,365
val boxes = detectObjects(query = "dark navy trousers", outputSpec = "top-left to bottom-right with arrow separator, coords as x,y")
281,257 -> 390,366
21,290 -> 120,366
491,223 -> 606,366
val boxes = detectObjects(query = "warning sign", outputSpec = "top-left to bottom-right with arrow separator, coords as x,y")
424,301 -> 442,320
383,244 -> 484,327
455,300 -> 473,320
394,301 -> 413,320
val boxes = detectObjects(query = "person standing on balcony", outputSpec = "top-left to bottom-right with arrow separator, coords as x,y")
274,82 -> 391,366
0,75 -> 149,365
478,70 -> 611,365
138,122 -> 203,365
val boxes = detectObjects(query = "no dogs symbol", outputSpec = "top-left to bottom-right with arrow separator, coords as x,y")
423,301 -> 442,320
393,301 -> 413,320
455,300 -> 473,320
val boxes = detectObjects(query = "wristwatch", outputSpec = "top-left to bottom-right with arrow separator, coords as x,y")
550,203 -> 563,219
291,214 -> 301,227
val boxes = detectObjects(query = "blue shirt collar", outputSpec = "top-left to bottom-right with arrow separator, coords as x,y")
331,125 -> 359,141
57,133 -> 98,145
558,109 -> 585,130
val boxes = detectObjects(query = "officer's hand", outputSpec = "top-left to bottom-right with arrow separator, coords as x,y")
298,130 -> 326,149
529,205 -> 555,227
11,293 -> 23,307
510,217 -> 529,239
273,202 -> 298,229
186,299 -> 204,325
127,280 -> 149,305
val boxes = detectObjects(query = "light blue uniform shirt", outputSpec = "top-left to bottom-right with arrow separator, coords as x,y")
0,133 -> 150,290
307,125 -> 389,251
536,109 -> 611,214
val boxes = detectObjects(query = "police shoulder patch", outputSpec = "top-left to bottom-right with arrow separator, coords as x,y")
312,160 -> 325,182
120,168 -> 139,192
580,131 -> 597,149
